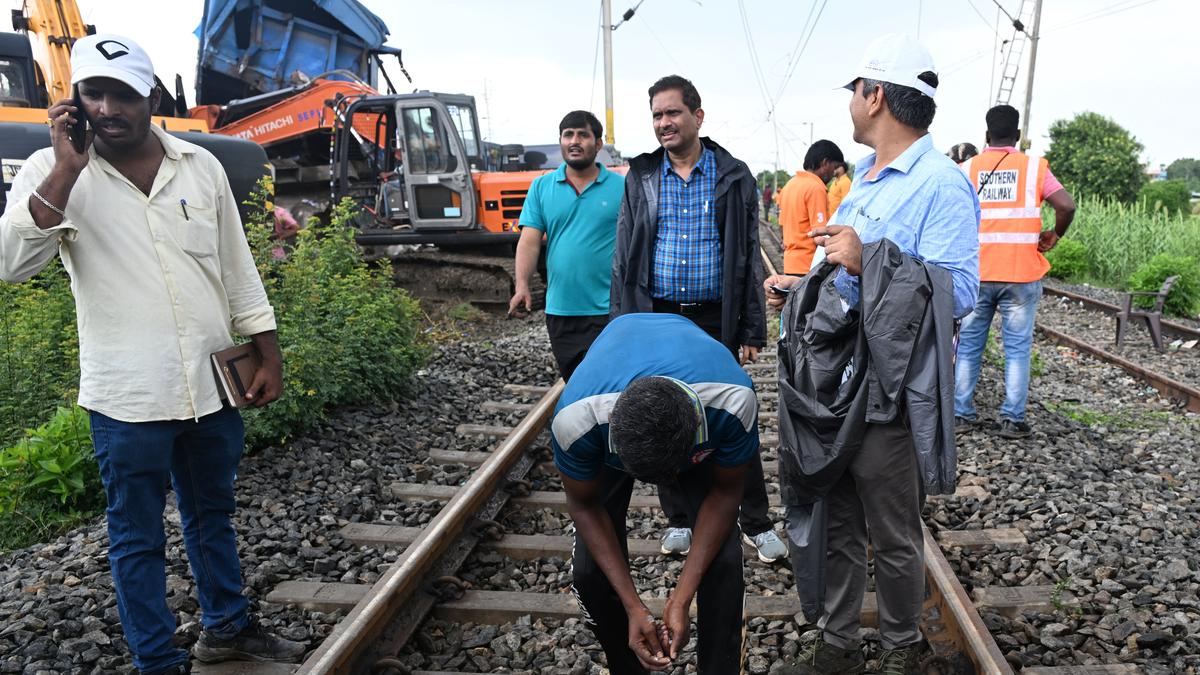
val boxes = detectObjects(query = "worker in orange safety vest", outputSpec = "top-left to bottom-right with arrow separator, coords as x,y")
954,104 -> 1076,439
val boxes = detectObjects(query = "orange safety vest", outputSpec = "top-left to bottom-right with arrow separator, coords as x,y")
964,150 -> 1049,283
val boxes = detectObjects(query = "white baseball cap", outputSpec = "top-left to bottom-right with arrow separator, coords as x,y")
840,33 -> 938,99
70,34 -> 156,97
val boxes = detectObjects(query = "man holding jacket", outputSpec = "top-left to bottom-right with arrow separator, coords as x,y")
610,74 -> 783,563
764,34 -> 979,675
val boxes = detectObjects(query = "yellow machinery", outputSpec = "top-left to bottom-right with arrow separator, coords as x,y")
1,0 -> 206,131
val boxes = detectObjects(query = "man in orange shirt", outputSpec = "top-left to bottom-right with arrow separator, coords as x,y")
826,161 -> 851,216
777,140 -> 843,275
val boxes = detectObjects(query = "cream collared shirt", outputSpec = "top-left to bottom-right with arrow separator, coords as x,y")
0,125 -> 276,422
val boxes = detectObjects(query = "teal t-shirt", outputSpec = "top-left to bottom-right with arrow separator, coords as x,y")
519,163 -> 623,316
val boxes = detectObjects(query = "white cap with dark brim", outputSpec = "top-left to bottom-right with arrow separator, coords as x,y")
70,34 -> 156,97
839,33 -> 938,99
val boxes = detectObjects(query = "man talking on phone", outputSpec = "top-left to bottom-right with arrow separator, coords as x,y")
0,35 -> 303,673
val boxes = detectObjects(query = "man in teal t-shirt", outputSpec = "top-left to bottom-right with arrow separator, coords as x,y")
509,110 -> 624,380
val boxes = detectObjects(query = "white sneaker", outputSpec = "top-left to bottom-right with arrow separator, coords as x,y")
743,529 -> 788,563
660,527 -> 692,555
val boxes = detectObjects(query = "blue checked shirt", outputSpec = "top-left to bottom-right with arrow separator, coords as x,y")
652,148 -> 722,302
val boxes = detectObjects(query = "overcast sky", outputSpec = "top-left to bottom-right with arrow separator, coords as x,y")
75,0 -> 1194,175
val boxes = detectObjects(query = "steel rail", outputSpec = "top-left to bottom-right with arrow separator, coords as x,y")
1043,285 -> 1200,342
1037,324 -> 1200,413
296,381 -> 565,673
922,526 -> 1013,674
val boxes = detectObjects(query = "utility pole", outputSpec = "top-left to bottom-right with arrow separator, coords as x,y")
772,118 -> 780,193
602,0 -> 616,145
1020,0 -> 1043,152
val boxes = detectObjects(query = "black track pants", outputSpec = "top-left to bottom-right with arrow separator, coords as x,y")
571,464 -> 746,674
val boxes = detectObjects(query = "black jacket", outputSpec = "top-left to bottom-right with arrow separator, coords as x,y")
776,238 -> 958,505
609,137 -> 766,350
778,239 -> 958,622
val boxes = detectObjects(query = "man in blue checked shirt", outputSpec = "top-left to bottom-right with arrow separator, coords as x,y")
765,34 -> 979,675
609,74 -> 783,566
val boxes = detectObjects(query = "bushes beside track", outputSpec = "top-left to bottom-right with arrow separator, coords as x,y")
1044,197 -> 1200,317
0,179 -> 428,550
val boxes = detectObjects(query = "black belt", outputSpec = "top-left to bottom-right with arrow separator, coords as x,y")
653,299 -> 721,316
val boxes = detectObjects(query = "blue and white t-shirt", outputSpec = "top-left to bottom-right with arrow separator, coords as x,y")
551,314 -> 759,481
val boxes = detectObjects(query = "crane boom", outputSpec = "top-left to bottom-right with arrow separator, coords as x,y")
13,0 -> 92,103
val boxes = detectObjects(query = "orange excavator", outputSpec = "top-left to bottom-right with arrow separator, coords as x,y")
186,0 -> 585,306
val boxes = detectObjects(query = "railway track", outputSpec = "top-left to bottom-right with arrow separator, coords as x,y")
201,376 -> 1041,675
761,218 -> 1199,414
1042,285 -> 1200,343
1038,285 -> 1200,413
188,235 -> 1164,674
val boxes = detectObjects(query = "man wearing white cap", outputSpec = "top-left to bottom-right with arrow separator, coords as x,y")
0,34 -> 304,673
764,34 -> 979,675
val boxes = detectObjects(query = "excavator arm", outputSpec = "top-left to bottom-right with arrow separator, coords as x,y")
11,0 -> 93,104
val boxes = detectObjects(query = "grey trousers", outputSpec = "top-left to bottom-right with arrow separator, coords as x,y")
818,419 -> 924,650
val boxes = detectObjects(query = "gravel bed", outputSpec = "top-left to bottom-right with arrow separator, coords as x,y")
0,313 -> 557,673
1044,279 -> 1200,330
1038,294 -> 1199,388
933,331 -> 1200,673
6,304 -> 1197,674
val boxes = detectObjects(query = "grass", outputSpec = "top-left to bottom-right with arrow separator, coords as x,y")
1043,401 -> 1168,429
1046,197 -> 1200,288
447,302 -> 489,323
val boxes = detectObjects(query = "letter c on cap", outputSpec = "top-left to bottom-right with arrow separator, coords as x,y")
95,40 -> 130,60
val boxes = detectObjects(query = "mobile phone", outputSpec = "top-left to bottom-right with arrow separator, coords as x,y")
70,85 -> 88,154
768,284 -> 793,295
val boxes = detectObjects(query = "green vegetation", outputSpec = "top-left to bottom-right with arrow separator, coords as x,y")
1166,157 -> 1200,193
1043,197 -> 1200,316
1126,254 -> 1200,318
239,183 -> 430,447
1043,238 -> 1087,280
0,407 -> 102,550
1044,112 -> 1146,203
0,178 -> 429,550
0,261 -> 79,446
755,169 -> 791,190
1045,401 -> 1168,429
1138,179 -> 1192,216
448,302 -> 488,323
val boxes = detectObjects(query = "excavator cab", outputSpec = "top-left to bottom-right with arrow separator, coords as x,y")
0,34 -> 43,108
334,92 -> 485,244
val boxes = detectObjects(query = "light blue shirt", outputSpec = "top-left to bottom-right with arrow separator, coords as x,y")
812,134 -> 980,317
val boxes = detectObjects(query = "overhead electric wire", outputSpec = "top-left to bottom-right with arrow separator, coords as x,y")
778,1 -> 821,85
1047,0 -> 1163,33
736,0 -> 775,117
770,0 -> 829,111
965,0 -> 996,29
636,15 -> 685,72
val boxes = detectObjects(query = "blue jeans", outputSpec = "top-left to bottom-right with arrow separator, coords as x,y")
90,407 -> 250,673
954,280 -> 1041,423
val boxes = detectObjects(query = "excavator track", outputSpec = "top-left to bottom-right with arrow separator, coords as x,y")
385,249 -> 545,311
